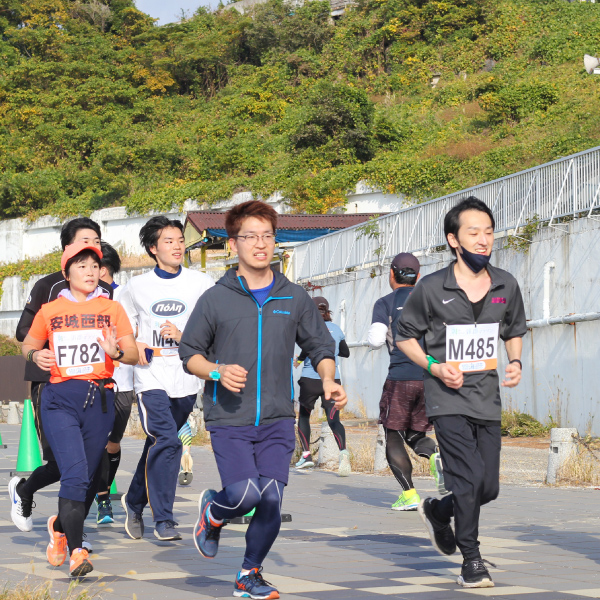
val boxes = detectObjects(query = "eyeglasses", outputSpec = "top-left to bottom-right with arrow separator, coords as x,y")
234,233 -> 276,245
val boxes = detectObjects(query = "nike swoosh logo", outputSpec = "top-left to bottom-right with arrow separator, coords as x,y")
442,299 -> 455,304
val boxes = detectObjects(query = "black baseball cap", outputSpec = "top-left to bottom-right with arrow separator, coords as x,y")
391,252 -> 420,275
312,296 -> 329,311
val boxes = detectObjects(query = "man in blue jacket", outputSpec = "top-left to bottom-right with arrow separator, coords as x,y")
179,200 -> 347,600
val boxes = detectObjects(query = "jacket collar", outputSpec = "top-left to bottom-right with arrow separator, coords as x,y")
219,267 -> 289,296
443,260 -> 503,292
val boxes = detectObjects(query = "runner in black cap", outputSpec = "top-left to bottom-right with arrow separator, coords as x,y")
396,197 -> 527,588
368,253 -> 444,511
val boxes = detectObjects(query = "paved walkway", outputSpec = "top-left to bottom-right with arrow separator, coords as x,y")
1,424 -> 599,600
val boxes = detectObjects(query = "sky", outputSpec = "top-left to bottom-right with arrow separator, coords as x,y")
135,0 -> 216,25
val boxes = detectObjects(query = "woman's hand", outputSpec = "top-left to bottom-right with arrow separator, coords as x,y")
33,349 -> 55,371
97,325 -> 119,359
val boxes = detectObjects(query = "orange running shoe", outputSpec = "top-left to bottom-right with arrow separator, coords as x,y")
69,548 -> 93,578
46,515 -> 67,567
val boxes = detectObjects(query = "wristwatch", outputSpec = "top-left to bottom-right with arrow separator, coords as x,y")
112,348 -> 125,361
209,364 -> 223,381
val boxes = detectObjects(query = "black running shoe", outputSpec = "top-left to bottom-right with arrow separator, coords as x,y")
417,497 -> 456,555
457,558 -> 495,588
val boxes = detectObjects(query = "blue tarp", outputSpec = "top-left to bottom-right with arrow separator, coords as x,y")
206,228 -> 336,243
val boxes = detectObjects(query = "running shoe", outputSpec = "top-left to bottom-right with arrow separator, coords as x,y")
194,489 -> 222,558
457,558 -> 495,588
96,496 -> 114,525
154,519 -> 182,541
46,515 -> 68,567
338,449 -> 351,477
121,494 -> 144,540
8,477 -> 34,532
69,548 -> 93,578
429,453 -> 448,495
233,567 -> 280,599
295,453 -> 314,469
417,497 -> 456,555
392,489 -> 420,511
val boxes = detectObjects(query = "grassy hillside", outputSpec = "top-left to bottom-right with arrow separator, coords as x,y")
0,0 -> 599,219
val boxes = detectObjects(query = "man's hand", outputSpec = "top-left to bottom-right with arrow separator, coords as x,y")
160,320 -> 182,343
219,364 -> 248,393
323,379 -> 347,410
502,362 -> 521,388
136,341 -> 151,366
431,363 -> 463,389
33,349 -> 55,371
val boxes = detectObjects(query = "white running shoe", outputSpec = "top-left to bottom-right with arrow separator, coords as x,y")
8,477 -> 33,532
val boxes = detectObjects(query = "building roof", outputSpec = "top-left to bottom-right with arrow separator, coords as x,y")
185,211 -> 380,233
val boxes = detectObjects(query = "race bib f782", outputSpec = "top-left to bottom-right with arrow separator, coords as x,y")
54,329 -> 106,377
445,323 -> 499,373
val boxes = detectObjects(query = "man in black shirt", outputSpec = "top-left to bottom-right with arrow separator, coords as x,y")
368,253 -> 444,511
396,197 -> 527,589
8,218 -> 112,534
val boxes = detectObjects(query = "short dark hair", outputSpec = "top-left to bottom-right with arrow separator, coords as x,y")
64,249 -> 101,282
444,196 -> 495,256
392,266 -> 417,285
225,200 -> 278,239
100,241 -> 121,277
139,216 -> 184,262
60,217 -> 102,250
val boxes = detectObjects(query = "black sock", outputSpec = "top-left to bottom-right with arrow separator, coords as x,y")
107,449 -> 121,491
432,495 -> 454,524
19,461 -> 61,499
58,497 -> 86,553
97,449 -> 110,496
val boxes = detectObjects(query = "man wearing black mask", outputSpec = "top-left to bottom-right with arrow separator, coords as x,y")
396,197 -> 527,589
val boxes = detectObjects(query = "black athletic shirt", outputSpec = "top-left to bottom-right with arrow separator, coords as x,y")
372,287 -> 424,381
16,271 -> 114,382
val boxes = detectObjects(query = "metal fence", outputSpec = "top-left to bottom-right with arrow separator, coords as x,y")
289,145 -> 600,282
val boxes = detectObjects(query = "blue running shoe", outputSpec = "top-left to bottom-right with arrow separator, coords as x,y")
96,496 -> 114,525
194,489 -> 222,558
233,567 -> 280,599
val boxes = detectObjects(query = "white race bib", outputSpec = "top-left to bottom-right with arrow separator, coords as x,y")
446,323 -> 499,372
54,329 -> 106,377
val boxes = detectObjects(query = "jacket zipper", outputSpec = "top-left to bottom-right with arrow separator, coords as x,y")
236,276 -> 294,426
213,360 -> 219,405
290,358 -> 294,401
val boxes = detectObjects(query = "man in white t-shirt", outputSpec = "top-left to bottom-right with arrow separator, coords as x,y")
118,217 -> 214,542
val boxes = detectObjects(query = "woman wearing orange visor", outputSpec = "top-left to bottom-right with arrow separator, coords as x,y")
21,241 -> 138,578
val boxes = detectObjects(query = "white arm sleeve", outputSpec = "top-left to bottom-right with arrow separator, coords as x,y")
367,322 -> 388,350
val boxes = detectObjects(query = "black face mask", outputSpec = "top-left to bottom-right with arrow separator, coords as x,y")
458,246 -> 491,274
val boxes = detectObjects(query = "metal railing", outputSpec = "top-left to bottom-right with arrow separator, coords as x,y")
289,145 -> 600,282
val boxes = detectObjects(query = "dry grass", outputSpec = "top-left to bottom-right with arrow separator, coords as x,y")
190,428 -> 212,447
0,581 -> 102,600
556,438 -> 600,486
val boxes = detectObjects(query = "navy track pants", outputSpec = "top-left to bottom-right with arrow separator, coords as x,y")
41,380 -> 114,502
127,389 -> 196,522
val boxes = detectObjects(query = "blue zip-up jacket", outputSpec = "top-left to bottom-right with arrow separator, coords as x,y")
179,268 -> 335,427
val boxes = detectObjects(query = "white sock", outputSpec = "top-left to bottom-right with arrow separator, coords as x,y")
207,506 -> 223,525
240,569 -> 252,576
302,451 -> 311,458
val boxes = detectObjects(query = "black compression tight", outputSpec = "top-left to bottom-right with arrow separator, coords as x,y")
298,403 -> 346,453
18,461 -> 61,499
385,428 -> 436,491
